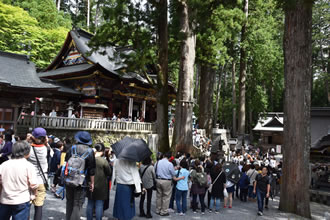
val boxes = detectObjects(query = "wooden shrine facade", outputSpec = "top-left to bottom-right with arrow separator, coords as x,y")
38,29 -> 176,122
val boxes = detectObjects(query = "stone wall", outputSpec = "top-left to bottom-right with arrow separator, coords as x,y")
44,129 -> 152,148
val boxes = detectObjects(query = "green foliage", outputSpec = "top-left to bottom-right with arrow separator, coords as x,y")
246,0 -> 284,113
312,73 -> 330,107
311,0 -> 329,107
90,1 -> 163,79
195,2 -> 244,66
0,1 -> 69,68
11,0 -> 71,29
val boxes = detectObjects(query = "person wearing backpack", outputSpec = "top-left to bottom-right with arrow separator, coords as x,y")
86,143 -> 111,220
139,156 -> 156,218
64,131 -> 96,220
190,163 -> 207,214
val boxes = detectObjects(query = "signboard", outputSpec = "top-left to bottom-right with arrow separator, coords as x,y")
276,145 -> 281,154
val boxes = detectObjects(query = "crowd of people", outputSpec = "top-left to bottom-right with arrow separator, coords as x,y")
0,127 -> 284,220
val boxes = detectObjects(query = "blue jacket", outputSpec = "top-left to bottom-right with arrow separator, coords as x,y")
239,172 -> 250,189
50,148 -> 61,172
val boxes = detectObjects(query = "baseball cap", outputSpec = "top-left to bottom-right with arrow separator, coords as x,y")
32,127 -> 47,138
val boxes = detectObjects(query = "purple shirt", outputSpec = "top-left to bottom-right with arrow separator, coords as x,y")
1,141 -> 13,159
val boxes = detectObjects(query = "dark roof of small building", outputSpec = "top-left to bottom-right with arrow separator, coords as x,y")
312,134 -> 330,150
0,51 -> 58,89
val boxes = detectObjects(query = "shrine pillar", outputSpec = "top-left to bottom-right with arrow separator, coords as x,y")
128,97 -> 133,119
142,100 -> 146,119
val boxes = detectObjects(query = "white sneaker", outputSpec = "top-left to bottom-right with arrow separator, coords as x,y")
258,211 -> 263,216
168,208 -> 175,213
179,212 -> 185,216
202,212 -> 205,215
193,211 -> 197,214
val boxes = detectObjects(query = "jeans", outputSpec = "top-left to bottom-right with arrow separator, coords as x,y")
192,194 -> 205,212
209,197 -> 220,211
248,185 -> 256,198
256,189 -> 266,213
169,185 -> 176,209
175,189 -> 187,213
140,188 -> 153,215
0,201 -> 30,220
66,186 -> 85,220
87,199 -> 104,220
56,186 -> 65,196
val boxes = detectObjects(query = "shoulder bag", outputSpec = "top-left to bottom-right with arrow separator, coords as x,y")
208,171 -> 222,193
32,146 -> 49,190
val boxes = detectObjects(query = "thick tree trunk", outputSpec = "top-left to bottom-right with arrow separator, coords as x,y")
221,68 -> 227,124
156,0 -> 170,153
194,64 -> 200,101
326,50 -> 330,104
199,64 -> 215,137
172,0 -> 195,153
238,0 -> 248,136
232,61 -> 237,137
279,1 -> 313,218
213,65 -> 224,128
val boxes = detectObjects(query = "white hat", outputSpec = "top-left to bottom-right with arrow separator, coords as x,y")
54,137 -> 60,143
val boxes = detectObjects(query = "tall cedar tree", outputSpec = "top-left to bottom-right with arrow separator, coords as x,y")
279,0 -> 313,218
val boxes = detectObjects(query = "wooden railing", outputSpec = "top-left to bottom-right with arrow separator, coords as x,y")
17,115 -> 156,133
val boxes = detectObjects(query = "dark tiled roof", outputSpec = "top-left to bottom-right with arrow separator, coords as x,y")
39,63 -> 94,78
40,78 -> 81,95
0,51 -> 58,89
70,30 -> 127,73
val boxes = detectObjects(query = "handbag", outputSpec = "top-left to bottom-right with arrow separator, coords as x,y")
223,188 -> 228,198
32,146 -> 49,190
140,165 -> 150,192
208,171 -> 223,193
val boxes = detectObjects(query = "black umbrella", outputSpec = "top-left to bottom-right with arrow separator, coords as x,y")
223,162 -> 241,184
111,136 -> 152,162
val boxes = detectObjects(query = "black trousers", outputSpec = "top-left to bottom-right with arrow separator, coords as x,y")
66,186 -> 85,220
140,188 -> 153,215
240,188 -> 248,202
192,193 -> 206,212
235,184 -> 239,198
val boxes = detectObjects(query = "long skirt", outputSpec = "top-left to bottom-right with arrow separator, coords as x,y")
113,184 -> 135,220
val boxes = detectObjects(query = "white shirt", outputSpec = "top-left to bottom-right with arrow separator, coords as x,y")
113,159 -> 141,193
0,158 -> 38,205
